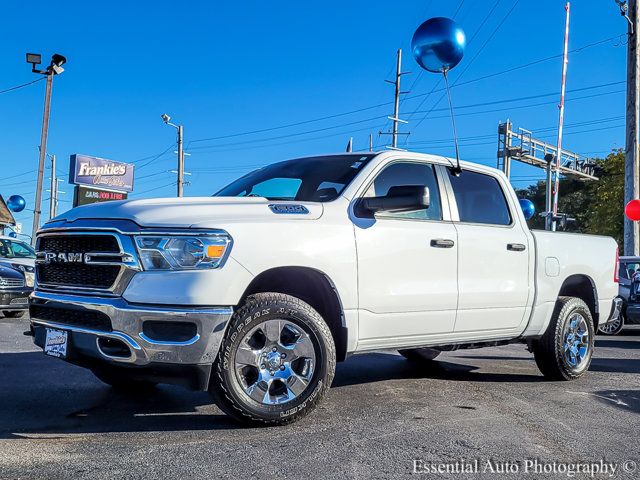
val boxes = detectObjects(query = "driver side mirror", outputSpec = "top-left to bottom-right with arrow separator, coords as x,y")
361,185 -> 430,214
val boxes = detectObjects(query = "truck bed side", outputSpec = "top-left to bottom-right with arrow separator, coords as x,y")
523,230 -> 618,337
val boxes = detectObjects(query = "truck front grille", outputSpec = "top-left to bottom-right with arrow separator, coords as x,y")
0,278 -> 25,288
36,234 -> 122,291
30,304 -> 113,332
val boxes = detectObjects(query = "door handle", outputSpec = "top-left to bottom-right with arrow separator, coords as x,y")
507,243 -> 526,252
430,239 -> 455,248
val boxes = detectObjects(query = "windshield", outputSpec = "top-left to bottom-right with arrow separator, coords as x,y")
0,239 -> 36,259
214,155 -> 374,202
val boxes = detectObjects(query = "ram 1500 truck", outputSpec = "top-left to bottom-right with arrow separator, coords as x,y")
29,152 -> 622,425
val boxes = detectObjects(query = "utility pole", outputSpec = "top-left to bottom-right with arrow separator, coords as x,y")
380,49 -> 409,149
369,133 -> 373,152
623,0 -> 640,255
49,154 -> 56,219
26,53 -> 66,245
391,49 -> 402,148
161,114 -> 185,197
177,125 -> 184,197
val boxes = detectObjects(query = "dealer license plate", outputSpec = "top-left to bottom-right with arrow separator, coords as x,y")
44,328 -> 68,358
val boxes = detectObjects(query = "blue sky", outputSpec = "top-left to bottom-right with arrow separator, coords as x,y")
0,0 -> 629,232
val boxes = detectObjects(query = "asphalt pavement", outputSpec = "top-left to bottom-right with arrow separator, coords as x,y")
1,315 -> 639,479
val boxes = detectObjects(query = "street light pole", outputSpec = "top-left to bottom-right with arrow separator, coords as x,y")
32,73 -> 53,244
26,53 -> 66,245
161,114 -> 185,197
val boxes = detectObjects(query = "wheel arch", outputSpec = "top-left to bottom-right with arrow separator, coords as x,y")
239,266 -> 348,361
557,274 -> 599,328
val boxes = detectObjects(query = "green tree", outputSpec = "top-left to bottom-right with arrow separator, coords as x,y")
514,150 -> 624,246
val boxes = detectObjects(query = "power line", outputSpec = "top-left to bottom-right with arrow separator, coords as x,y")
0,77 -> 45,95
185,82 -> 623,153
187,35 -> 620,146
131,182 -> 175,196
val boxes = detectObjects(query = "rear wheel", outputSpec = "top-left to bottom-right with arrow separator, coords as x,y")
210,292 -> 335,426
532,296 -> 594,380
2,311 -> 24,318
398,348 -> 441,362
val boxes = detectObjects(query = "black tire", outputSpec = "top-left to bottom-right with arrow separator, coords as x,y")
398,347 -> 441,362
2,311 -> 24,318
209,292 -> 336,426
598,308 -> 625,336
532,296 -> 595,381
92,368 -> 157,393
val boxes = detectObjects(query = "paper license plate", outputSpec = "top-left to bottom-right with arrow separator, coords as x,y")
44,328 -> 68,358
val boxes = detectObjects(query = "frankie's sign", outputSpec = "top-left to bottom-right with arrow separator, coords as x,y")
69,154 -> 135,192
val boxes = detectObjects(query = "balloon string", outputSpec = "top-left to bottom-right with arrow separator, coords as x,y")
443,69 -> 462,175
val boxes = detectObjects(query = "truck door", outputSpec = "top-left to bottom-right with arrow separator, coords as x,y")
353,161 -> 458,346
444,168 -> 530,332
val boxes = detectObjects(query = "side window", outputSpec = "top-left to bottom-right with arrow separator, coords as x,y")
448,169 -> 512,225
363,162 -> 442,221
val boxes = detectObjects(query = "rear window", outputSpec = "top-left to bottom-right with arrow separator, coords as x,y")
448,169 -> 512,225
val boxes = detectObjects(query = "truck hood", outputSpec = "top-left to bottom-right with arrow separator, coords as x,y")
0,258 -> 35,269
53,197 -> 324,228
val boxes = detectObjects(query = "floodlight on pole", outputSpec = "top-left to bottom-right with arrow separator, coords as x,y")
27,52 -> 66,245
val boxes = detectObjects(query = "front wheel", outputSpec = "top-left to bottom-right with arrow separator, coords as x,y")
532,296 -> 595,381
210,293 -> 336,426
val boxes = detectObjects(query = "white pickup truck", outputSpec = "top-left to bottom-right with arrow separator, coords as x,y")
29,152 -> 622,425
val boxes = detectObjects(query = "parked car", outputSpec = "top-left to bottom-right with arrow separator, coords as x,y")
28,152 -> 621,425
599,255 -> 640,335
0,263 -> 32,318
0,236 -> 36,282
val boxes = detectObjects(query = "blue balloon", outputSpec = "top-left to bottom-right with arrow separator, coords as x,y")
7,195 -> 26,213
519,199 -> 536,221
411,17 -> 466,73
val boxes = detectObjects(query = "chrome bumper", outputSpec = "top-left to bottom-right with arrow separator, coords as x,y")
29,291 -> 233,366
601,297 -> 623,326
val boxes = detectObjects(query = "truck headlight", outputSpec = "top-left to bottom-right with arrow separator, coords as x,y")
134,234 -> 232,270
25,272 -> 35,287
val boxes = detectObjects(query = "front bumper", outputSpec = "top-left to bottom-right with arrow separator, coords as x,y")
601,297 -> 624,326
29,291 -> 234,367
0,288 -> 32,311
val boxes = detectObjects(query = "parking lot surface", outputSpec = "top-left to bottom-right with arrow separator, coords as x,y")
1,315 -> 638,479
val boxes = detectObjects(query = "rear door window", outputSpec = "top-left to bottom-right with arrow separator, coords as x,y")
448,169 -> 512,225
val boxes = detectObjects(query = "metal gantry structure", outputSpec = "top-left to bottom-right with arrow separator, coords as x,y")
497,120 -> 598,229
